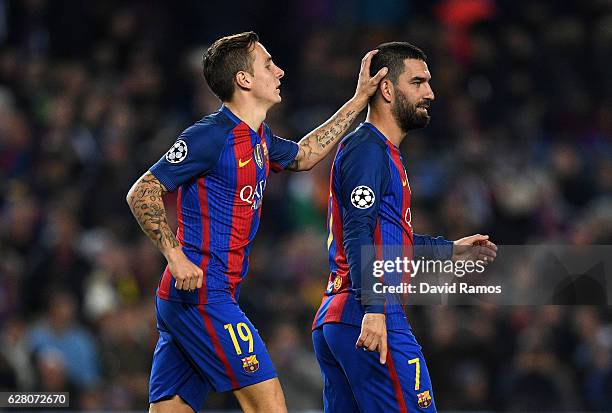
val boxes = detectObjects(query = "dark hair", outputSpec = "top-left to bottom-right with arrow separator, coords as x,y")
370,42 -> 427,84
203,31 -> 259,102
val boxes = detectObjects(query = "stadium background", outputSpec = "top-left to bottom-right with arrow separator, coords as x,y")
1,0 -> 611,411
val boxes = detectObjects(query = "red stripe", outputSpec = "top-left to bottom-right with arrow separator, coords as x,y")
373,220 -> 386,313
227,123 -> 255,299
197,177 -> 210,304
401,232 -> 413,300
386,350 -> 409,413
387,143 -> 413,302
176,187 -> 184,243
373,220 -> 383,260
269,161 -> 283,172
387,143 -> 412,242
311,295 -> 329,329
158,266 -> 171,300
158,187 -> 183,301
331,171 -> 349,279
323,292 -> 349,323
197,306 -> 240,389
258,126 -> 268,238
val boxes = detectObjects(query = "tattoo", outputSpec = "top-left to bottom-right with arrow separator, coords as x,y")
286,107 -> 358,171
126,171 -> 179,253
287,158 -> 299,171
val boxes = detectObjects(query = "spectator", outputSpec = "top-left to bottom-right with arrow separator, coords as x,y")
27,291 -> 100,389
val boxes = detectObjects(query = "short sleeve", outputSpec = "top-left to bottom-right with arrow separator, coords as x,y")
264,125 -> 299,172
149,122 -> 227,192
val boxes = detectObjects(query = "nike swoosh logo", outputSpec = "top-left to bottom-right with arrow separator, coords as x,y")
239,158 -> 252,168
402,179 -> 407,187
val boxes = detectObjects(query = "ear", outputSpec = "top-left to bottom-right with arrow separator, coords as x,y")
379,79 -> 393,103
235,71 -> 252,91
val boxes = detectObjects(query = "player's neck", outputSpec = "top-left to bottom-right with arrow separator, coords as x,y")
365,107 -> 406,148
224,100 -> 268,132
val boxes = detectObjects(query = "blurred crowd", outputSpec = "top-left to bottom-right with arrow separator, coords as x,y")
0,0 -> 611,411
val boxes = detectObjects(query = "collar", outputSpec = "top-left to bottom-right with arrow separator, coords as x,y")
219,104 -> 241,125
361,122 -> 400,150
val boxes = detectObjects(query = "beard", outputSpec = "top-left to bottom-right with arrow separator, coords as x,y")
391,89 -> 431,132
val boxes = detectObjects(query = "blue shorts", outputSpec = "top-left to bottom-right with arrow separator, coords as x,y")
312,323 -> 437,413
149,297 -> 277,412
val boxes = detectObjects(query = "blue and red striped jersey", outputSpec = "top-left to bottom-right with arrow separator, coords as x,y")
150,105 -> 299,304
312,122 -> 453,330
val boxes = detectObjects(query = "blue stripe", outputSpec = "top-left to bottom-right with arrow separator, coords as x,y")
340,297 -> 360,325
379,153 -> 404,248
241,243 -> 252,280
182,180 -> 203,250
376,152 -> 406,308
233,283 -> 242,300
380,172 -> 403,246
315,295 -> 333,326
197,178 -> 211,297
203,140 -> 235,297
220,133 -> 237,286
168,181 -> 203,301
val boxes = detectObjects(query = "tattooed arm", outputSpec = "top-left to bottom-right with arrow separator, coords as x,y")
286,50 -> 388,171
126,171 -> 203,291
126,172 -> 178,253
286,100 -> 361,171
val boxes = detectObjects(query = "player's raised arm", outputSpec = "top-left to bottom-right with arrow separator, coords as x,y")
285,50 -> 388,171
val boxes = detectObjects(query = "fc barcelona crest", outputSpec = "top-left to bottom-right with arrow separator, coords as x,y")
333,275 -> 342,291
241,355 -> 260,373
254,144 -> 264,169
417,390 -> 432,409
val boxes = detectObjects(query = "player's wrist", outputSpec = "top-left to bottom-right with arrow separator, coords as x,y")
163,245 -> 184,263
350,93 -> 370,110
